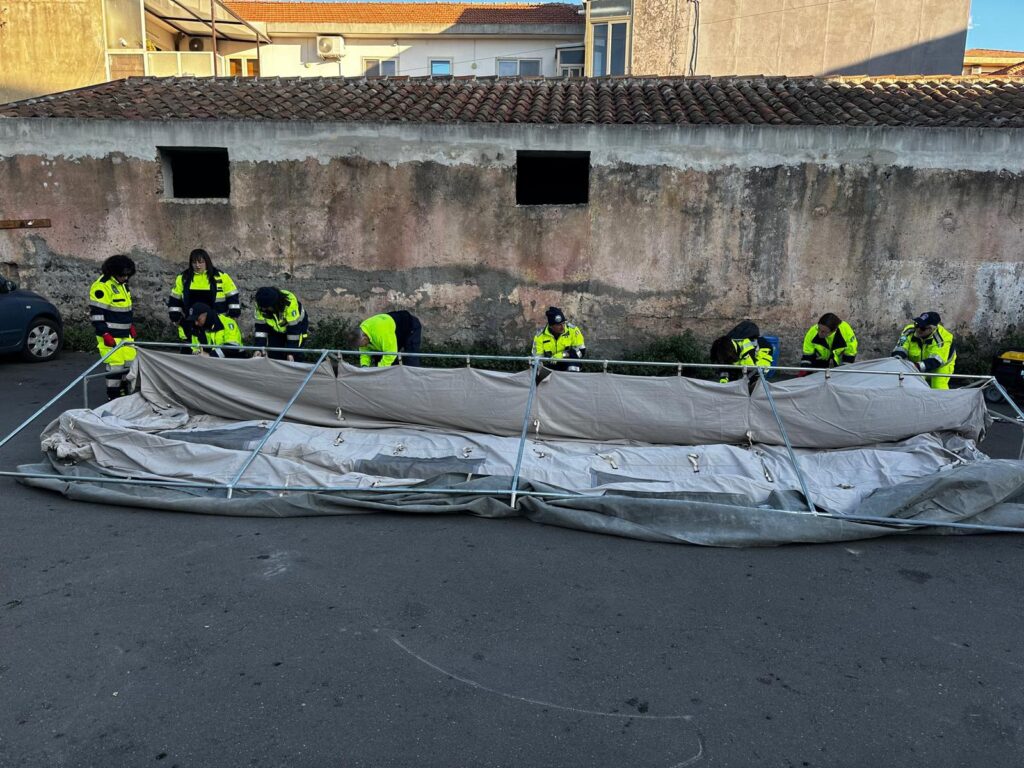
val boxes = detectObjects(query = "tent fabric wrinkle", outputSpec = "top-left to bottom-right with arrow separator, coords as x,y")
15,348 -> 1024,547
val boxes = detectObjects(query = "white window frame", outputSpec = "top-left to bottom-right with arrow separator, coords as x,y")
589,18 -> 630,77
429,58 -> 453,77
496,58 -> 543,77
556,46 -> 585,78
363,57 -> 399,77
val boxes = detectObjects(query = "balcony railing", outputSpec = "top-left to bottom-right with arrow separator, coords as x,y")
107,51 -> 228,78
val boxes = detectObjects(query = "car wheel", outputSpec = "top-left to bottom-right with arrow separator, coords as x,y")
21,317 -> 62,362
984,386 -> 1004,404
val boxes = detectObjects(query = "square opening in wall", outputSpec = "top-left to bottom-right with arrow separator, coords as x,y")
159,147 -> 230,199
516,151 -> 589,205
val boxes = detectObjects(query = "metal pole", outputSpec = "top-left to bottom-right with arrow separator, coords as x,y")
0,343 -> 124,453
509,356 -> 542,509
210,0 -> 218,76
991,378 -> 1024,461
223,350 -> 330,498
755,366 -> 817,514
817,511 -> 1024,535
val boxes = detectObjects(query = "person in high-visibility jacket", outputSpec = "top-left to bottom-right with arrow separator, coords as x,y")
710,320 -> 773,384
891,311 -> 956,389
711,336 -> 773,383
359,311 -> 422,367
186,303 -> 243,358
800,313 -> 858,369
88,254 -> 137,400
532,307 -> 586,372
253,287 -> 308,361
168,249 -> 241,354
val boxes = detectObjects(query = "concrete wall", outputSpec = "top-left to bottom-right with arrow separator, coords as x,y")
0,0 -> 108,104
1,118 -> 1023,361
632,0 -> 971,77
217,36 -> 583,78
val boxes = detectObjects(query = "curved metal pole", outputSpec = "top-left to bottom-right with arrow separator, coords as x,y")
509,356 -> 542,509
755,366 -> 817,514
0,342 -> 125,452
990,378 -> 1024,460
224,350 -> 330,498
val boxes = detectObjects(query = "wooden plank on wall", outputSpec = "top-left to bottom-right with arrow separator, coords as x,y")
0,219 -> 51,230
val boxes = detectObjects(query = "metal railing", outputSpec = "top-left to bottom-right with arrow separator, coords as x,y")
1,339 -> 1023,536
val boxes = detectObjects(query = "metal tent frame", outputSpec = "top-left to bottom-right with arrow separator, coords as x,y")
2,340 -> 1024,536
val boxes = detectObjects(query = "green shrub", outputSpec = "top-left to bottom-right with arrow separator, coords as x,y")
955,329 -> 1024,376
307,316 -> 358,353
419,339 -> 530,372
618,331 -> 715,378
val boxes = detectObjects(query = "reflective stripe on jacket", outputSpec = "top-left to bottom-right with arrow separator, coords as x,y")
892,323 -> 956,389
532,323 -> 586,360
719,338 -> 771,383
168,270 -> 240,321
189,314 -> 243,357
254,290 -> 308,348
801,320 -> 858,367
89,276 -> 133,337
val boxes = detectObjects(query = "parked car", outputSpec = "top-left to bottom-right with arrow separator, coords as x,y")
0,278 -> 63,362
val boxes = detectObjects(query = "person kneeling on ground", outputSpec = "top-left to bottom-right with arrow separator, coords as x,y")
358,311 -> 422,367
891,311 -> 956,389
253,287 -> 309,362
187,302 -> 243,358
800,313 -> 858,369
710,320 -> 773,384
533,306 -> 586,372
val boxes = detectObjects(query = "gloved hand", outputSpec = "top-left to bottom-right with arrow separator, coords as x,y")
917,362 -> 927,372
543,352 -> 553,359
251,349 -> 266,358
286,354 -> 295,362
129,325 -> 137,339
102,333 -> 116,348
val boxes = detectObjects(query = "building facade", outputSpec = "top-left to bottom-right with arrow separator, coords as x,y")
2,76 -> 1023,360
585,0 -> 971,77
0,0 -> 584,104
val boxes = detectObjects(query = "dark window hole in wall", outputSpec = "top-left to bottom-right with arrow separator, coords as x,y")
516,151 -> 590,205
159,147 -> 230,199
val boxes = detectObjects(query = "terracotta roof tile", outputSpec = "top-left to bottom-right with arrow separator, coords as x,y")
965,49 -> 1024,59
992,61 -> 1024,76
3,76 -> 1024,128
223,1 -> 582,25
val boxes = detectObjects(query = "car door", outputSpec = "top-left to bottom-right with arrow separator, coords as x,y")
0,280 -> 26,351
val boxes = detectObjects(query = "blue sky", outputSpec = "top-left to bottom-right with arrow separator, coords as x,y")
968,0 -> 1024,50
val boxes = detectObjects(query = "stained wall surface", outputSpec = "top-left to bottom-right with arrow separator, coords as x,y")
631,0 -> 970,77
0,0 -> 108,104
1,119 -> 1022,359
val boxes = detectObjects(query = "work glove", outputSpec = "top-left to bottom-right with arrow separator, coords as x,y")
129,325 -> 137,339
916,362 -> 927,372
102,333 -> 116,348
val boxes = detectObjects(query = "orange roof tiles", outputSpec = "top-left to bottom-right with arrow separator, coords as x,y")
992,61 -> 1024,76
964,49 -> 1024,58
223,1 -> 583,25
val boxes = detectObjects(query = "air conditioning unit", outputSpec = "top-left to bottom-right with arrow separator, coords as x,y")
317,35 -> 345,59
188,37 -> 206,52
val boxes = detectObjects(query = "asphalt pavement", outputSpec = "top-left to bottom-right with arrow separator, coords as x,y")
1,353 -> 1022,768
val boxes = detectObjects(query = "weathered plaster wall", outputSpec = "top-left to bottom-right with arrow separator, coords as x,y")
0,0 -> 108,104
632,0 -> 970,77
1,119 -> 1023,360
